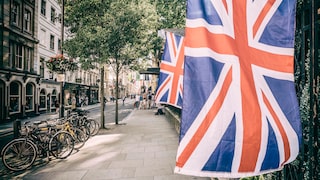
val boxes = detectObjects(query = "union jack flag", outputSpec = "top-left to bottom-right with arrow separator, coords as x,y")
155,31 -> 185,108
175,0 -> 302,178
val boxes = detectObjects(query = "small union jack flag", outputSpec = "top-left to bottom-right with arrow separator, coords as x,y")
175,0 -> 302,178
155,31 -> 185,108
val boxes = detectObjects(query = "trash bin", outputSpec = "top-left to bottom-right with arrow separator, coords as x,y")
13,119 -> 21,138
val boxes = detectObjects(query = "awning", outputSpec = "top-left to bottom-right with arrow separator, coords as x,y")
139,67 -> 160,75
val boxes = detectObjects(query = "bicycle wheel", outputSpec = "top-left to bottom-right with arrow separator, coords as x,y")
70,128 -> 87,150
79,125 -> 90,141
49,131 -> 74,159
87,119 -> 100,136
1,139 -> 37,171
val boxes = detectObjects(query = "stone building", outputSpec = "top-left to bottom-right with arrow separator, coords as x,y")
0,0 -> 39,122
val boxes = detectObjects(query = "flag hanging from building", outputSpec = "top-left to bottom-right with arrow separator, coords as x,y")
175,0 -> 302,178
155,31 -> 185,108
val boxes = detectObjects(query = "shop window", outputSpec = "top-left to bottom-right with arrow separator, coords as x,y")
26,83 -> 34,111
9,82 -> 21,113
47,94 -> 51,112
51,89 -> 57,108
40,89 -> 46,109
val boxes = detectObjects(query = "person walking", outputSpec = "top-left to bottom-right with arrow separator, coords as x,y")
122,96 -> 126,106
134,94 -> 140,109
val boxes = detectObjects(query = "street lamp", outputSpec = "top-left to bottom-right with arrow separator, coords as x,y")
59,0 -> 65,118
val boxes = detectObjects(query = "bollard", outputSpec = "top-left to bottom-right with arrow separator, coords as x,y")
13,119 -> 21,138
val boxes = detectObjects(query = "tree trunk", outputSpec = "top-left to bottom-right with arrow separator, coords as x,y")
100,66 -> 105,128
115,58 -> 119,124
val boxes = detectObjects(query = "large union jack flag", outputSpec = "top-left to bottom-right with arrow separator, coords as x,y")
155,31 -> 185,108
174,0 -> 302,178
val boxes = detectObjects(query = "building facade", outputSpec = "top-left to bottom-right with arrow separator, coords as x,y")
37,0 -> 101,113
37,0 -> 62,113
0,0 -> 39,123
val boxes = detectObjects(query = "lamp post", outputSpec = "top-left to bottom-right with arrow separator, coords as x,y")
59,0 -> 65,118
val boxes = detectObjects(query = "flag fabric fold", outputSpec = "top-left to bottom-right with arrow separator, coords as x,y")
155,31 -> 185,109
174,0 -> 302,178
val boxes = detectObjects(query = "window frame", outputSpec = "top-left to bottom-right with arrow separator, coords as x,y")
40,89 -> 47,110
13,43 -> 23,70
11,1 -> 20,26
25,83 -> 34,112
40,57 -> 45,78
9,82 -> 21,114
23,8 -> 32,32
50,34 -> 55,50
41,0 -> 46,16
50,7 -> 56,24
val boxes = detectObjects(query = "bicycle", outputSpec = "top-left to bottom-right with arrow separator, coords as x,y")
71,109 -> 100,136
1,121 -> 74,171
54,117 -> 88,150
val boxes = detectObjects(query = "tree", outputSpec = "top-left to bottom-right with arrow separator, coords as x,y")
63,0 -> 158,126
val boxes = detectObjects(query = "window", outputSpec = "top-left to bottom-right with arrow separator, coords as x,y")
10,82 -> 21,113
58,39 -> 61,52
51,90 -> 57,109
26,83 -> 34,111
14,44 -> 23,70
40,89 -> 46,109
9,41 -> 34,71
50,7 -> 56,23
12,2 -> 20,26
24,47 -> 31,71
40,57 -> 45,78
24,9 -> 31,32
50,34 -> 54,50
41,0 -> 46,16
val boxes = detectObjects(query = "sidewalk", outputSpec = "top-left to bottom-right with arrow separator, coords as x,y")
1,109 -> 211,180
0,103 -> 101,137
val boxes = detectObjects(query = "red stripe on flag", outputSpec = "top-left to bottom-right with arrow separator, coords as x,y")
176,67 -> 233,168
262,92 -> 290,165
253,0 -> 276,37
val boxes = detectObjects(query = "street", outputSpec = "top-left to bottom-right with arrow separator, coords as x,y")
88,99 -> 134,125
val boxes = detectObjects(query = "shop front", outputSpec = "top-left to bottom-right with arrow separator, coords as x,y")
64,83 -> 99,108
39,79 -> 61,114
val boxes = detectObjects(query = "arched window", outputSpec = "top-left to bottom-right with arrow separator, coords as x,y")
25,83 -> 34,111
9,82 -> 21,113
40,89 -> 46,109
51,89 -> 57,108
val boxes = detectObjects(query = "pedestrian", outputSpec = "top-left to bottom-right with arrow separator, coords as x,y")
139,94 -> 143,109
147,92 -> 152,109
122,96 -> 126,106
134,94 -> 140,109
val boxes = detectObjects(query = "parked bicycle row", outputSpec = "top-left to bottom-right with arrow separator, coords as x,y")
1,109 -> 100,172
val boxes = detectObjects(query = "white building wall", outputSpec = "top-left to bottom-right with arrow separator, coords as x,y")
38,0 -> 63,80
